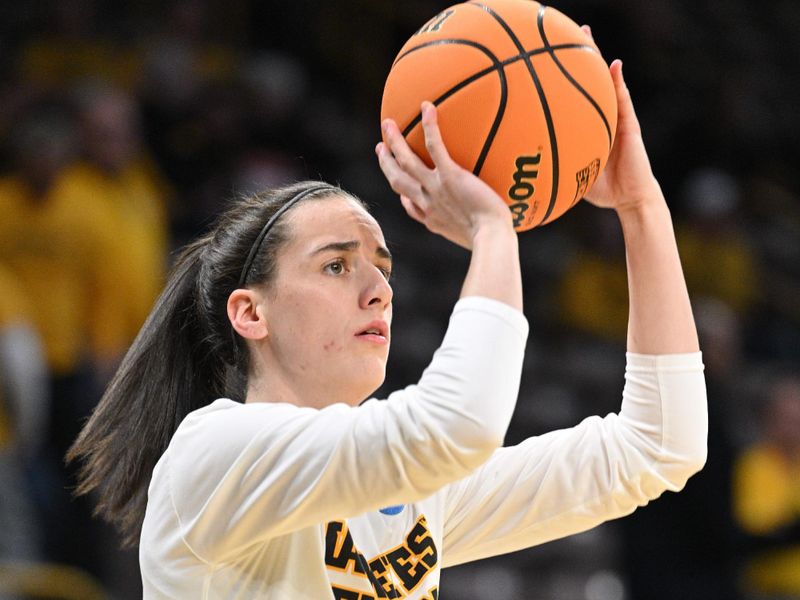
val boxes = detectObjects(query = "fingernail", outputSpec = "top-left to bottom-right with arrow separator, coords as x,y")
421,101 -> 431,118
381,119 -> 390,133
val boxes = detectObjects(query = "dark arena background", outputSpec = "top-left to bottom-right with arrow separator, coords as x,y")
1,1 -> 799,598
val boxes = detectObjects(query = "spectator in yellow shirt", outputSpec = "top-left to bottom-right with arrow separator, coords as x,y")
0,108 -> 130,576
676,168 -> 759,316
68,84 -> 170,353
733,374 -> 800,598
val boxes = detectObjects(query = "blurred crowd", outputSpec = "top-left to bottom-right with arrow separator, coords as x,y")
0,0 -> 798,599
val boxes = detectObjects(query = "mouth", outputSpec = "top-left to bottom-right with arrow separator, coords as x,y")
356,320 -> 389,344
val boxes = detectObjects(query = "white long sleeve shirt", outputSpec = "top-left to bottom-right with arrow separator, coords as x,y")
139,296 -> 707,599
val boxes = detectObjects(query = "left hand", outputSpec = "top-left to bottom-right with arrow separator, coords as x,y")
581,27 -> 664,214
376,102 -> 513,249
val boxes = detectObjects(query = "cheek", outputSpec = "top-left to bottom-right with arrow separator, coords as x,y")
323,339 -> 344,353
270,281 -> 354,357
283,297 -> 345,353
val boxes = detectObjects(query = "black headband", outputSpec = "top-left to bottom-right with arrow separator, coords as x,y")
237,184 -> 334,288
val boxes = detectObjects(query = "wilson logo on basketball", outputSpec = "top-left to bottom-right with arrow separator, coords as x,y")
574,158 -> 601,202
508,153 -> 541,227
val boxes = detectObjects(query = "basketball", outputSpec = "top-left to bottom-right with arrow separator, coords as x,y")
380,0 -> 617,231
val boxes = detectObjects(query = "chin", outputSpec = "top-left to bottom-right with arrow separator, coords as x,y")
351,366 -> 387,404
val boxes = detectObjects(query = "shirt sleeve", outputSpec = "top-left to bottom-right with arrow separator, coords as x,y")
165,296 -> 528,563
440,352 -> 708,567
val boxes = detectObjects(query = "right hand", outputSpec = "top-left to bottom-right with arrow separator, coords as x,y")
578,26 -> 663,215
376,102 -> 514,249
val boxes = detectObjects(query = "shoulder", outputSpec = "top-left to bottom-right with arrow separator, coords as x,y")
167,399 -> 354,463
160,399 -> 363,515
174,398 -> 310,438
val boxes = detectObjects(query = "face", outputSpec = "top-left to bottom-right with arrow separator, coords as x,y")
255,195 -> 393,407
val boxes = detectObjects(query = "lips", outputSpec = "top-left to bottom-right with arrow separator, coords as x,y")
356,320 -> 389,341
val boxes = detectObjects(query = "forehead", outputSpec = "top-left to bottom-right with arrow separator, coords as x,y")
285,194 -> 385,247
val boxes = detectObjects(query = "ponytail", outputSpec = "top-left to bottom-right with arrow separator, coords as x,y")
68,237 -> 222,547
68,180 -> 357,547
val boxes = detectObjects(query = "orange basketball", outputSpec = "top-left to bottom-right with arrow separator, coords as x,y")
381,0 -> 617,231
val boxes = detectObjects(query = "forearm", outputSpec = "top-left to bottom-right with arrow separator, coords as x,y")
617,190 -> 699,354
441,352 -> 707,566
460,221 -> 523,312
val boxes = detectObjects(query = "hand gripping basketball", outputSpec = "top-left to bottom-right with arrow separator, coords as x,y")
377,101 -> 513,249
581,53 -> 663,213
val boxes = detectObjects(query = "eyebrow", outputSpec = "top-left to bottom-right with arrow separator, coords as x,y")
311,240 -> 392,262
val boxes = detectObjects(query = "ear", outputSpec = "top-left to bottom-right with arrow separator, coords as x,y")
227,289 -> 269,341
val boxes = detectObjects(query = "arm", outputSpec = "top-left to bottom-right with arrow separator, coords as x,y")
440,352 -> 706,566
442,56 -> 707,565
584,60 -> 698,354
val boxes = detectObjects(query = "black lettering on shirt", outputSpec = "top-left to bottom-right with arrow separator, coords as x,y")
332,584 -> 376,600
386,545 -> 428,592
325,521 -> 368,576
326,515 -> 439,599
405,517 -> 438,569
367,556 -> 403,598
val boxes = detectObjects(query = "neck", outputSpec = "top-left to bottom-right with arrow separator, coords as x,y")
243,342 -> 373,408
244,368 -> 358,409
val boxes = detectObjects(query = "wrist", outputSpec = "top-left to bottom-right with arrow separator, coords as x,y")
462,217 -> 522,311
470,213 -> 515,245
615,188 -> 670,227
611,175 -> 665,215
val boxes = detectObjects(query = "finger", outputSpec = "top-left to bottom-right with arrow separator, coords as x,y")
581,24 -> 593,42
609,60 -> 642,136
376,142 -> 425,200
400,194 -> 426,223
382,119 -> 432,182
420,102 -> 454,169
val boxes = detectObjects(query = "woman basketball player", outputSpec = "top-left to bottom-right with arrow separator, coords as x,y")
69,56 -> 707,598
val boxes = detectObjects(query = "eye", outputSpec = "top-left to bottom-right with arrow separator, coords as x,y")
324,259 -> 347,275
378,265 -> 392,280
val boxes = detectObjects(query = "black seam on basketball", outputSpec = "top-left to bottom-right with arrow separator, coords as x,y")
467,1 -> 559,227
393,39 -> 508,177
396,40 -> 501,140
394,38 -> 495,67
540,14 -> 613,150
395,39 -> 592,74
395,44 -> 589,151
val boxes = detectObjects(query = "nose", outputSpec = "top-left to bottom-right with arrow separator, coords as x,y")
360,265 -> 393,309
